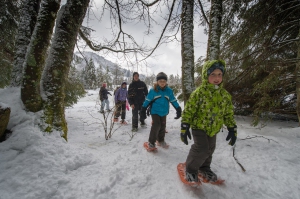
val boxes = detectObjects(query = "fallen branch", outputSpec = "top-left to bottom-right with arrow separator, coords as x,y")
126,130 -> 137,141
233,145 -> 246,172
240,135 -> 279,143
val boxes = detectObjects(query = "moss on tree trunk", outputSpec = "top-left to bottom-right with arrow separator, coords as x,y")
41,0 -> 90,140
21,0 -> 60,112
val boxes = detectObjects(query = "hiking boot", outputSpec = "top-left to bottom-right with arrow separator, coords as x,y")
185,171 -> 199,182
100,110 -> 104,113
120,119 -> 127,124
198,169 -> 217,182
140,121 -> 146,128
148,142 -> 156,149
106,109 -> 110,112
131,127 -> 138,132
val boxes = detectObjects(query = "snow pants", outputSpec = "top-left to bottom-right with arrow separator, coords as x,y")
115,101 -> 126,119
185,129 -> 216,174
148,114 -> 166,145
131,103 -> 144,128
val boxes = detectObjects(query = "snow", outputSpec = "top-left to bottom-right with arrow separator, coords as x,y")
0,87 -> 300,199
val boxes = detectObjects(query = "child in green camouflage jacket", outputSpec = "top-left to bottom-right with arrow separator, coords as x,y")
180,60 -> 237,183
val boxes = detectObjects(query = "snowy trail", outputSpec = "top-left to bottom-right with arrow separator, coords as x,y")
65,90 -> 300,199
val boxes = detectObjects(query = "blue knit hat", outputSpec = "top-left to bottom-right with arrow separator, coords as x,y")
207,62 -> 225,76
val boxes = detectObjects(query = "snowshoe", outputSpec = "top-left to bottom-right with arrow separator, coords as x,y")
143,142 -> 157,152
156,141 -> 169,149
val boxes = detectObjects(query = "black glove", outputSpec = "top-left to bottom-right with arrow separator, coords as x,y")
174,107 -> 182,119
226,125 -> 237,146
180,123 -> 191,145
146,107 -> 150,116
140,107 -> 147,120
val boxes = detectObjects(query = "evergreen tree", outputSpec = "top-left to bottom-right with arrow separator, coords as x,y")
83,58 -> 97,89
221,0 -> 300,124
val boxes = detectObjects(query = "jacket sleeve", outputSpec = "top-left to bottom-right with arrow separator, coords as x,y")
223,93 -> 236,128
142,89 -> 153,108
168,88 -> 179,109
114,89 -> 119,102
127,83 -> 134,105
181,90 -> 199,124
99,89 -> 103,100
143,82 -> 148,96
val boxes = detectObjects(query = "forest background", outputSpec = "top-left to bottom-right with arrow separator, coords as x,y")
0,0 -> 299,141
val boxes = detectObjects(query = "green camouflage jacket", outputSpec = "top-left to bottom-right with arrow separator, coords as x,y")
181,60 -> 236,137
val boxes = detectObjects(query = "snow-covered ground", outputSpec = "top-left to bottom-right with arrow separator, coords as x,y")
0,88 -> 299,199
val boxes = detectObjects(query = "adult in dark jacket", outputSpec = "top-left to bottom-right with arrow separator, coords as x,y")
99,83 -> 112,113
128,72 -> 148,132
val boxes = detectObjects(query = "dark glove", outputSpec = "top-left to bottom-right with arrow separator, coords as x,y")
226,125 -> 237,146
146,107 -> 150,116
174,107 -> 182,119
140,107 -> 147,120
180,123 -> 191,145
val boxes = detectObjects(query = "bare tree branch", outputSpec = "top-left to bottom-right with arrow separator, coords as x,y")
197,0 -> 209,24
140,0 -> 177,61
137,0 -> 160,7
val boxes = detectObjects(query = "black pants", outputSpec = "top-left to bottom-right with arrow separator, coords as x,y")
185,129 -> 216,174
115,101 -> 126,119
148,114 -> 166,145
132,103 -> 144,128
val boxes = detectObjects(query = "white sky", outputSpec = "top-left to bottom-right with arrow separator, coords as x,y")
77,1 -> 208,76
1,88 -> 300,199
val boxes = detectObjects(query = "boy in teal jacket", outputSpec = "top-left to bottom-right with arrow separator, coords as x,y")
141,72 -> 181,149
181,60 -> 237,183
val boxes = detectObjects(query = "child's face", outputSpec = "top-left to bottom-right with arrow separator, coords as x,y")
122,84 -> 126,88
157,79 -> 167,88
208,69 -> 223,85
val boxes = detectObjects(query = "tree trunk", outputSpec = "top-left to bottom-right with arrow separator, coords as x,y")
21,0 -> 61,112
206,0 -> 222,60
10,0 -> 41,87
296,28 -> 300,126
0,105 -> 10,140
181,0 -> 195,104
41,0 -> 90,140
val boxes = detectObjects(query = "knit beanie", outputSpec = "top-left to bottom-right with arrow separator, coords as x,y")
207,62 -> 225,76
156,72 -> 168,81
133,72 -> 139,78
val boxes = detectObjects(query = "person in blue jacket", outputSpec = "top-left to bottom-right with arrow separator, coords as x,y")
140,72 -> 181,149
